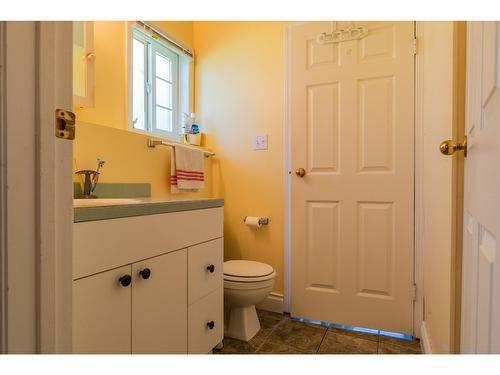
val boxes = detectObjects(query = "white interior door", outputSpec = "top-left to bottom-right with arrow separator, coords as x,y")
461,21 -> 500,354
0,21 -> 73,353
290,21 -> 415,334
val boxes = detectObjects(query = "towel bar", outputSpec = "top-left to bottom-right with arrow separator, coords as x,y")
147,138 -> 215,157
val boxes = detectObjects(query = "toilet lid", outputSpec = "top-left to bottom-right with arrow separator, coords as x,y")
224,260 -> 274,278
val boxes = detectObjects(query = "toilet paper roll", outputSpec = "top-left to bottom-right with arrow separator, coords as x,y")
244,216 -> 261,228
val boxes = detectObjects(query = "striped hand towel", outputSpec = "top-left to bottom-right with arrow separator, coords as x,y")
170,145 -> 205,193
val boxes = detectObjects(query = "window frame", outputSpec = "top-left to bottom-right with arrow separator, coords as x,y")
127,23 -> 193,140
150,39 -> 179,136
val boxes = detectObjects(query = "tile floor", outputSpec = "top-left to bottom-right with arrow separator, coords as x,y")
214,310 -> 421,355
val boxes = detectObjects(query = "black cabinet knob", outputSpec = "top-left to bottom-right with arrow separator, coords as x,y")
139,268 -> 151,280
207,321 -> 215,330
206,264 -> 215,273
119,274 -> 132,287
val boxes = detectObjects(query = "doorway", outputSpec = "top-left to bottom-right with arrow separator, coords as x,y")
286,21 -> 416,335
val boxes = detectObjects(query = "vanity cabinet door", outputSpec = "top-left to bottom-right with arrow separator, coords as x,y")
73,265 -> 132,353
132,249 -> 188,354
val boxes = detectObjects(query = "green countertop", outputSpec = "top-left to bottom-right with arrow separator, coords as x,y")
74,198 -> 224,223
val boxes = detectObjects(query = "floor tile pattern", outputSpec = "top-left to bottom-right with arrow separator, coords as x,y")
214,310 -> 422,355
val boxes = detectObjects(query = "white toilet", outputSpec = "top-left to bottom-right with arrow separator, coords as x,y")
223,260 -> 276,342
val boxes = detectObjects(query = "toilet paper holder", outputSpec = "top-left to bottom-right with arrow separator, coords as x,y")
243,216 -> 270,225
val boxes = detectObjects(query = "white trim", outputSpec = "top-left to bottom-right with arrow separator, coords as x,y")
256,292 -> 284,314
0,21 -> 74,354
37,21 -> 73,353
179,54 -> 193,117
125,21 -> 134,134
420,321 -> 433,354
0,21 -> 7,354
3,21 -> 38,353
283,22 -> 423,337
413,21 -> 425,339
283,24 -> 293,314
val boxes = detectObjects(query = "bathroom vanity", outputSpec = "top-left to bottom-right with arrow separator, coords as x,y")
72,198 -> 224,354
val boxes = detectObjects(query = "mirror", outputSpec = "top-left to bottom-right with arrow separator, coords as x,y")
73,21 -> 94,108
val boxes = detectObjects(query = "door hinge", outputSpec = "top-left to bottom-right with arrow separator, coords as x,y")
413,37 -> 418,55
55,109 -> 76,140
412,284 -> 417,301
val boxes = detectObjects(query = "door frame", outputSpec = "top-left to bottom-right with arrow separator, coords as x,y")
36,21 -> 74,354
0,21 -> 7,353
283,21 -> 423,337
0,21 -> 73,353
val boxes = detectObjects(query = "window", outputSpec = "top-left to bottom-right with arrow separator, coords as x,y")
130,24 -> 192,138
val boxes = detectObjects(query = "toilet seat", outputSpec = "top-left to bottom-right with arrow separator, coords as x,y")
224,260 -> 275,283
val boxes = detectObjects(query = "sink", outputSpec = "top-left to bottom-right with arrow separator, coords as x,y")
73,198 -> 143,208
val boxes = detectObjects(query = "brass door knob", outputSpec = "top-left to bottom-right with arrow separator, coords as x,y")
295,168 -> 306,177
439,136 -> 467,157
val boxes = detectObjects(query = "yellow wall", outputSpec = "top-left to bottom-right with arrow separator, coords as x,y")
193,21 -> 464,334
74,121 -> 213,199
73,21 -> 209,199
193,22 -> 287,294
75,20 -> 288,295
74,21 -> 194,129
74,20 -> 465,338
150,21 -> 194,48
75,21 -> 127,129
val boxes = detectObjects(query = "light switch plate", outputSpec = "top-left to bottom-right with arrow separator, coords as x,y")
253,133 -> 268,150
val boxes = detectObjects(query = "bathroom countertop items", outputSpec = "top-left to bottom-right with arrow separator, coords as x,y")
73,197 -> 224,223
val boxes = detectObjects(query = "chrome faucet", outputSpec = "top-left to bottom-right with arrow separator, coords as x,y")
76,158 -> 105,199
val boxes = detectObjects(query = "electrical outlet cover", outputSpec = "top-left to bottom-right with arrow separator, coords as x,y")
253,134 -> 268,150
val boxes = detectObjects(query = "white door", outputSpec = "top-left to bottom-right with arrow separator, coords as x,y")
290,22 -> 415,334
461,21 -> 500,353
0,22 -> 73,353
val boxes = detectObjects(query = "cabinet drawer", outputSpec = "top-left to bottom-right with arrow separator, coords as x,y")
74,207 -> 223,279
188,287 -> 223,354
188,238 -> 223,305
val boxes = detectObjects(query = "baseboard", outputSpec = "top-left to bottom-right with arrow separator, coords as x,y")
255,292 -> 284,314
420,321 -> 433,354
